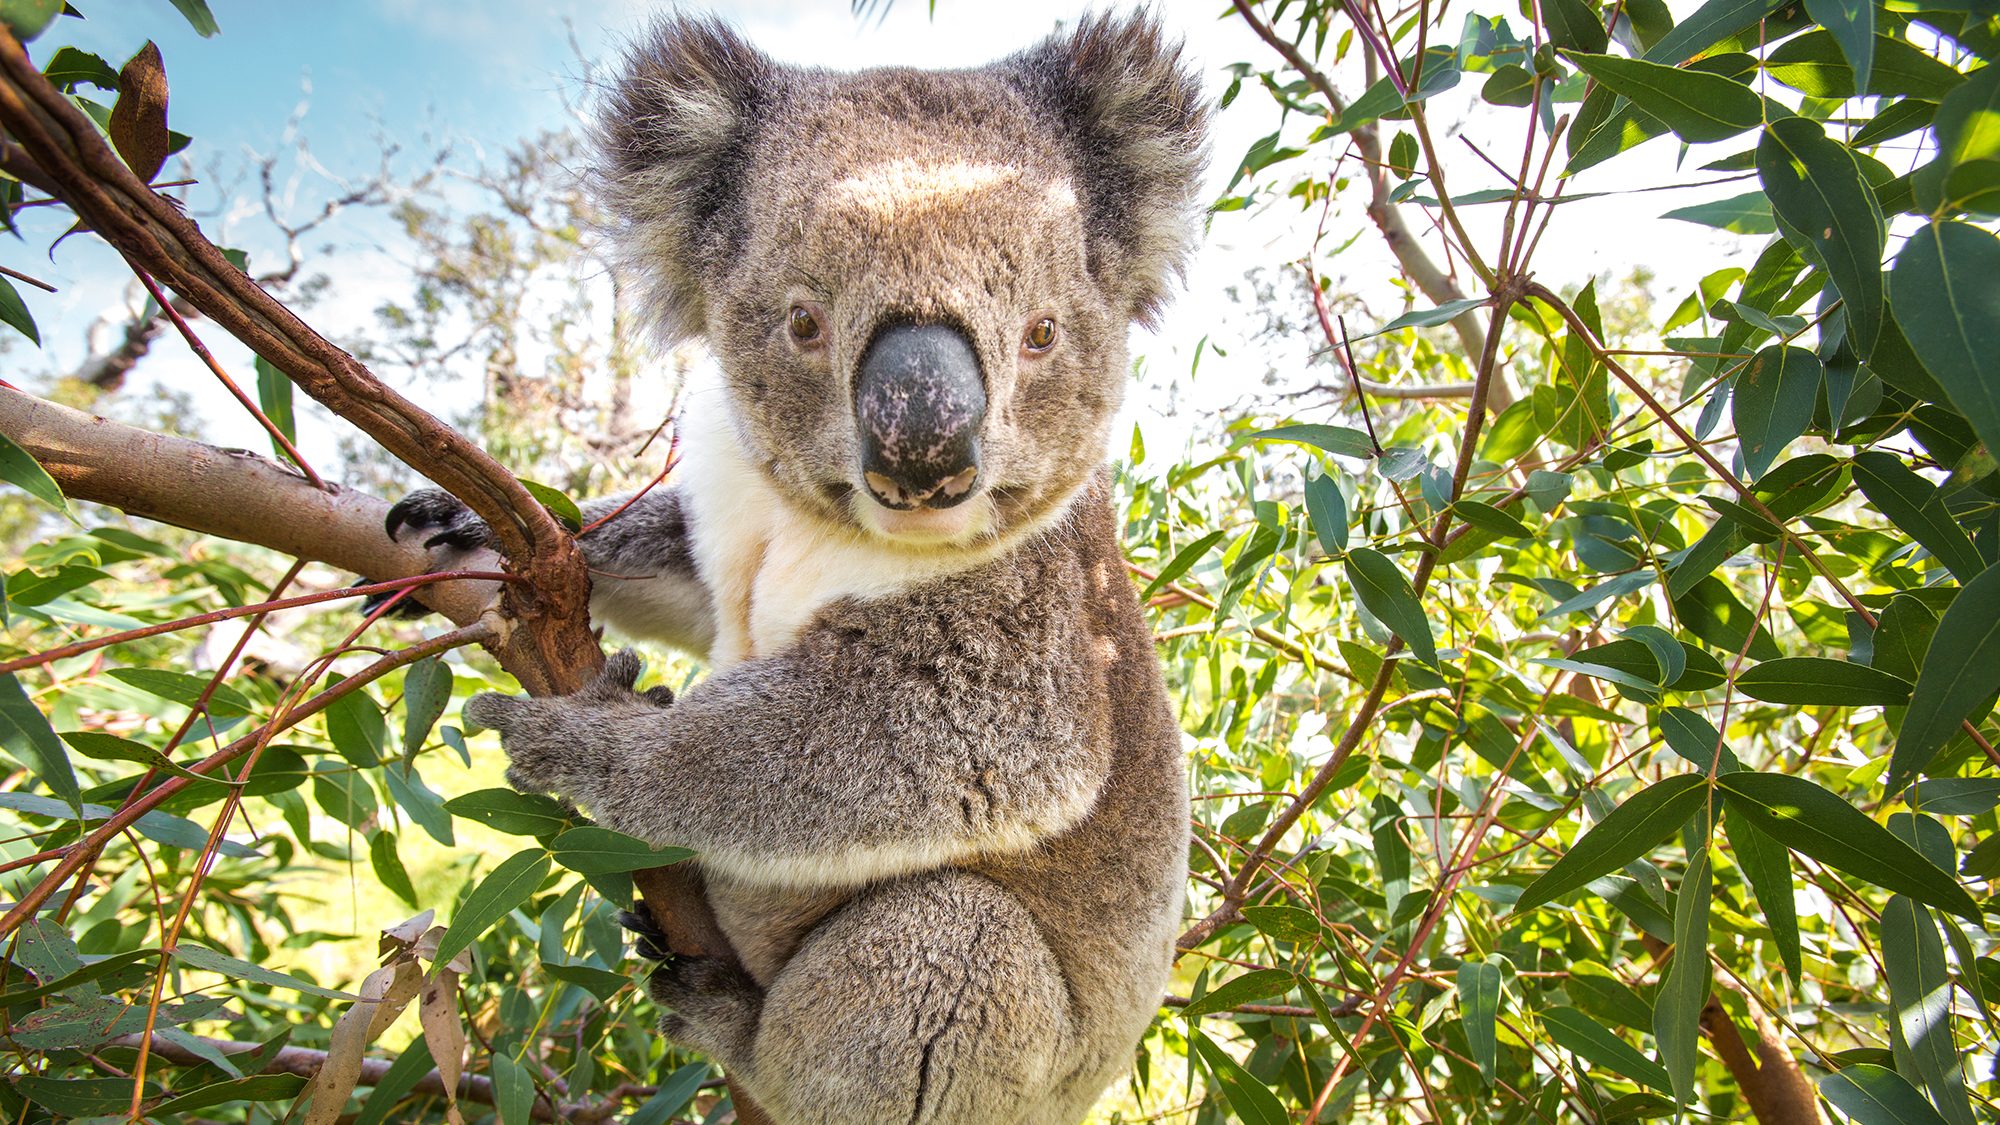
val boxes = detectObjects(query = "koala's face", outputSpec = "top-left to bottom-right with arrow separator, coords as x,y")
597,14 -> 1207,550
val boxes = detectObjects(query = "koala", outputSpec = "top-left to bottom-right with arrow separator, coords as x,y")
389,12 -> 1207,1125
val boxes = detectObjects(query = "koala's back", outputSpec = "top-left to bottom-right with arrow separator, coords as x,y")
700,480 -> 1186,1121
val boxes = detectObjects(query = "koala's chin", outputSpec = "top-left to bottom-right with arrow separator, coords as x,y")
851,493 -> 997,548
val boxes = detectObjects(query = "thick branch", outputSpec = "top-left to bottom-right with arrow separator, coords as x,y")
1700,995 -> 1827,1125
0,386 -> 503,653
0,28 -> 597,688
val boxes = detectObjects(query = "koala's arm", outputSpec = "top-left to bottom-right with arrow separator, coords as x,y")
470,609 -> 1109,887
574,489 -> 716,656
386,487 -> 715,656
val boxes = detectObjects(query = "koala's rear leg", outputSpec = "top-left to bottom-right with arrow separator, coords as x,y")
732,871 -> 1071,1125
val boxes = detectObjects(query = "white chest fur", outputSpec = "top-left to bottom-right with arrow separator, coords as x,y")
674,380 -> 994,668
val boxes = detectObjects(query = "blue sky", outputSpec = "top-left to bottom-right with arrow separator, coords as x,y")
12,1 -> 1772,465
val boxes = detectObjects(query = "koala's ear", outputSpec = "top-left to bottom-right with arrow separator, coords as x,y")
1009,12 -> 1210,326
594,16 -> 774,341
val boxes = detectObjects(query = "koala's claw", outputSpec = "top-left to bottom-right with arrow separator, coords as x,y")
384,488 -> 496,552
582,649 -> 676,707
618,905 -> 674,962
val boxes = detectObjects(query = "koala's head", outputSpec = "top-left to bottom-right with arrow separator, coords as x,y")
594,11 -> 1208,550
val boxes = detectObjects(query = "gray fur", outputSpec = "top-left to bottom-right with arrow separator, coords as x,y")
450,13 -> 1207,1124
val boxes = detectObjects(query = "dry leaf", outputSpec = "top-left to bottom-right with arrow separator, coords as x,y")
419,966 -> 468,1125
298,960 -> 424,1125
109,41 -> 170,183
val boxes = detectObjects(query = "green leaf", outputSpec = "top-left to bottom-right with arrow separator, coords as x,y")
369,830 -> 418,907
1541,1006 -> 1674,1093
254,356 -> 296,455
1457,961 -> 1502,1082
0,673 -> 80,813
541,960 -> 629,1000
1654,844 -> 1712,1106
442,787 -> 569,837
1513,775 -> 1709,914
1727,815 -> 1801,982
1766,31 -> 1966,101
382,760 -> 454,846
106,668 -> 253,715
0,0 -> 61,42
1733,345 -> 1821,481
165,0 -> 220,36
1365,296 -> 1490,339
0,275 -> 39,345
1140,529 -> 1225,601
1641,0 -> 1781,65
1242,905 -> 1321,944
1303,470 -> 1349,554
1482,64 -> 1537,107
324,688 -> 384,767
1661,190 -> 1775,234
173,944 -> 357,1000
490,1052 -> 534,1125
1881,896 -> 1976,1125
1657,706 -> 1741,774
151,1075 -> 306,1115
516,478 -> 583,531
1188,1029 -> 1288,1125
1851,452 -> 1987,582
0,432 -> 70,515
1914,63 -> 1999,214
1735,656 -> 1914,706
1344,548 -> 1437,669
1562,51 -> 1761,143
1758,118 -> 1886,355
400,657 -> 452,762
1892,562 -> 2000,786
1672,575 -> 1782,661
1452,499 -> 1532,538
58,730 -> 212,782
1716,772 -> 1979,920
549,826 -> 693,875
1180,968 -> 1293,1018
42,47 -> 119,91
1801,0 -> 1874,96
623,1064 -> 710,1125
432,849 -> 551,969
1890,221 -> 2000,460
1820,1063 -> 1952,1125
1248,424 -> 1374,459
1543,0 -> 1608,53
1910,778 -> 2000,817
311,763 -> 377,831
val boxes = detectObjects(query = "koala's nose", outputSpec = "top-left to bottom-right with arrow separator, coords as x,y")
854,323 -> 987,511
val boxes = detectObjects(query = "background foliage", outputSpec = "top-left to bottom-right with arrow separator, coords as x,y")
0,0 -> 1996,1122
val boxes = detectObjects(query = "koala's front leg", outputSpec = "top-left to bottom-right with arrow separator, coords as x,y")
464,621 -> 1107,889
464,650 -> 674,795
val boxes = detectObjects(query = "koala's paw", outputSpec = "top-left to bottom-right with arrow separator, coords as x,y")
648,955 -> 762,1062
386,488 -> 496,552
362,489 -> 499,619
618,903 -> 673,963
465,650 -> 672,794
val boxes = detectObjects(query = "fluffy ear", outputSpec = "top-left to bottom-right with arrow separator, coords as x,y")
1008,12 -> 1210,326
593,16 -> 774,341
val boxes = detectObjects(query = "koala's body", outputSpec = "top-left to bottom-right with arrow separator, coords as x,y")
399,14 -> 1208,1124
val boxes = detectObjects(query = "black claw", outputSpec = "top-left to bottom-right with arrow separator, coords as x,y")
619,905 -> 674,962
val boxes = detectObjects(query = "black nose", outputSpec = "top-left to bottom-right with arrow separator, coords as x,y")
854,322 -> 986,510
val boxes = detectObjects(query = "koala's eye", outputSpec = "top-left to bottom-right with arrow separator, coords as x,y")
1024,316 -> 1058,353
788,304 -> 824,346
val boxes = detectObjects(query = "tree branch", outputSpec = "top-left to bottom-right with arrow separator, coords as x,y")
1229,0 -> 1515,409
